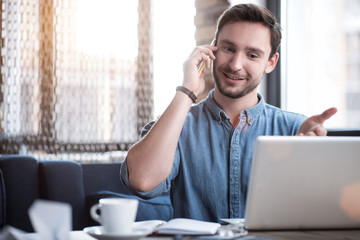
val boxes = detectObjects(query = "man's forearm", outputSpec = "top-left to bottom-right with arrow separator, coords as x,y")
126,91 -> 193,192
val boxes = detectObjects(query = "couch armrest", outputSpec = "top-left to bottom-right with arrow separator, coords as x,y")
0,169 -> 6,229
38,161 -> 86,230
0,155 -> 39,232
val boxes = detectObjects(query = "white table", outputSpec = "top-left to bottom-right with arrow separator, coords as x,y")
21,229 -> 360,240
24,230 -> 174,240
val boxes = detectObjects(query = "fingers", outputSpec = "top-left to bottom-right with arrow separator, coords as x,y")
296,107 -> 337,137
199,44 -> 217,58
315,107 -> 337,124
199,46 -> 217,62
199,46 -> 217,74
297,124 -> 328,136
309,125 -> 327,136
184,45 -> 217,77
182,45 -> 217,94
185,45 -> 216,70
199,52 -> 211,67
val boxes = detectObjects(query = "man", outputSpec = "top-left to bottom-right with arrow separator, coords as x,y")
121,4 -> 337,222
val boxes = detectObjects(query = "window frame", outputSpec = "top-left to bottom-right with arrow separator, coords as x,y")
266,0 -> 282,108
267,0 -> 360,135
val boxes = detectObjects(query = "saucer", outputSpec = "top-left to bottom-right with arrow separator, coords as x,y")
83,226 -> 152,240
220,218 -> 245,226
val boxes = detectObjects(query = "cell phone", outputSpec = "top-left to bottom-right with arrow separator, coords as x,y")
197,38 -> 217,76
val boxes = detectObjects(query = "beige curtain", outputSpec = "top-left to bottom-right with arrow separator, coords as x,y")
0,0 -> 153,161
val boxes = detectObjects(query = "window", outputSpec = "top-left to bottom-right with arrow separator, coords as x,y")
153,0 -> 196,117
0,0 -> 153,161
282,0 -> 360,129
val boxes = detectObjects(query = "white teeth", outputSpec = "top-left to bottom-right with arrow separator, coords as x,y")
224,72 -> 243,80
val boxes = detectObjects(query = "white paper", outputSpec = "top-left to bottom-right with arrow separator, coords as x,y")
28,200 -> 72,240
133,220 -> 166,232
0,226 -> 39,240
156,218 -> 221,235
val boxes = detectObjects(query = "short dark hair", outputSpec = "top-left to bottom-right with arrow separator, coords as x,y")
215,4 -> 282,58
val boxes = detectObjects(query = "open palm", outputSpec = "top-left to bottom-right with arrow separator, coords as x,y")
297,107 -> 337,136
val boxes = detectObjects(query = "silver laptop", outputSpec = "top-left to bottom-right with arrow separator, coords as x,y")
245,136 -> 360,230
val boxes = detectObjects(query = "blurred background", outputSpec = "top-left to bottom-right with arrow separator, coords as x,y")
0,0 -> 359,162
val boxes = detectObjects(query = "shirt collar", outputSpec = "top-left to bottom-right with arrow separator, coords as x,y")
244,93 -> 265,125
204,89 -> 265,125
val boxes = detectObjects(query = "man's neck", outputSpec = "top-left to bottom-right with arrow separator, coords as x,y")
213,88 -> 259,126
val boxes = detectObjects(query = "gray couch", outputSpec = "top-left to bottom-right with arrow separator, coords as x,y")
0,155 -> 172,232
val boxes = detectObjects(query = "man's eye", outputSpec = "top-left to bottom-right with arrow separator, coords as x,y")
249,54 -> 259,59
223,47 -> 235,53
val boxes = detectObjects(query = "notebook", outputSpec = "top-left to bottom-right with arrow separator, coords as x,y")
245,136 -> 360,230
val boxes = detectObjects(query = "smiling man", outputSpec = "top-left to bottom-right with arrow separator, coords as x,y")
121,4 -> 337,222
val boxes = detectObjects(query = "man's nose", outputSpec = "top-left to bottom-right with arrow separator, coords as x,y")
228,52 -> 244,71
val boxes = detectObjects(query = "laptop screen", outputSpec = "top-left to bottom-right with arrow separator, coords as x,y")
245,136 -> 360,230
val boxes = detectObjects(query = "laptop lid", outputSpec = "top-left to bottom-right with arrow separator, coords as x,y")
245,136 -> 360,230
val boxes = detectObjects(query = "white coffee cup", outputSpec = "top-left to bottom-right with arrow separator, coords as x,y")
90,198 -> 139,235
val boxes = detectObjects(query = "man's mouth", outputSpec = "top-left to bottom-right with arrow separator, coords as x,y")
223,72 -> 247,81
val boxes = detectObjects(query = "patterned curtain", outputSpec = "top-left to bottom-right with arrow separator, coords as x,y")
0,0 -> 153,162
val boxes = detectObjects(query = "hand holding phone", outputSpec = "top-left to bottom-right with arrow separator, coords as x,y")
197,39 -> 216,76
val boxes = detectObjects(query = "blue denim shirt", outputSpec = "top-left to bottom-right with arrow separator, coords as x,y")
121,90 -> 307,222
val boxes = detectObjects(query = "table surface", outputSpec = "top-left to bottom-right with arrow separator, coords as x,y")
247,229 -> 360,240
21,228 -> 360,240
63,229 -> 360,240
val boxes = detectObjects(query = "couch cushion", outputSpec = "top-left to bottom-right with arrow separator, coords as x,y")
0,169 -> 6,228
38,160 -> 87,230
82,163 -> 129,196
86,191 -> 173,226
0,155 -> 39,232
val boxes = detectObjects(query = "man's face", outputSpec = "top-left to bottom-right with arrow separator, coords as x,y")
212,21 -> 278,99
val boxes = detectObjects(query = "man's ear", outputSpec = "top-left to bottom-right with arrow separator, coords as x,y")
265,52 -> 279,74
